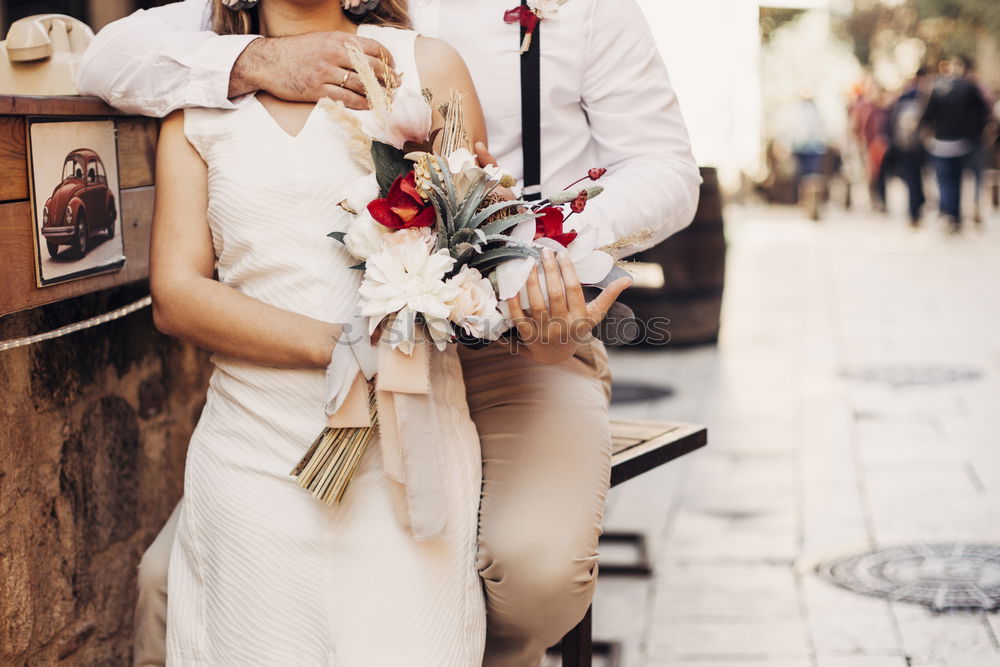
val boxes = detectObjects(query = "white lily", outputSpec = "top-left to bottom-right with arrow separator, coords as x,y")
445,147 -> 505,199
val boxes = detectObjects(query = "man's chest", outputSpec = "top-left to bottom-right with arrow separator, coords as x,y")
411,0 -> 592,115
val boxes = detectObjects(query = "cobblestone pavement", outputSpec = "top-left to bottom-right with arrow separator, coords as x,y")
587,202 -> 1000,667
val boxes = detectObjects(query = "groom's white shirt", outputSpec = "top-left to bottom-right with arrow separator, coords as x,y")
77,0 -> 699,253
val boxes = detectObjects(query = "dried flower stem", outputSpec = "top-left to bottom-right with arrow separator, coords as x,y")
439,90 -> 470,156
320,98 -> 374,172
598,229 -> 655,256
345,41 -> 392,116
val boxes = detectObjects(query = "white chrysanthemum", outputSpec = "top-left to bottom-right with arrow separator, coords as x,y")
445,266 -> 507,341
359,239 -> 459,352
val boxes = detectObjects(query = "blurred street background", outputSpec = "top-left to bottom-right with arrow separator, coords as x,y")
591,198 -> 1000,667
583,1 -> 1000,665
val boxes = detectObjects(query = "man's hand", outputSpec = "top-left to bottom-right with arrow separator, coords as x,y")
230,32 -> 397,109
506,248 -> 632,365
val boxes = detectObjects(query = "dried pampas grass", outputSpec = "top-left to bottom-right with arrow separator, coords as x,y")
320,98 -> 375,172
344,40 -> 396,116
598,229 -> 655,257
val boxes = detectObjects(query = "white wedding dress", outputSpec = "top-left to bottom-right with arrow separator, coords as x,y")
165,26 -> 486,666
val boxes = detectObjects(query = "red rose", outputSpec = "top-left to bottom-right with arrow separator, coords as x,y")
367,172 -> 436,230
534,206 -> 578,247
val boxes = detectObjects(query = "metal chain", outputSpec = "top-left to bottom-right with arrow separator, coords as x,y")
0,295 -> 152,352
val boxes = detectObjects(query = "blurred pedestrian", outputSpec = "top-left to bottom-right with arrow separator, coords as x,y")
864,90 -> 891,213
887,67 -> 930,226
790,91 -> 828,210
921,56 -> 990,232
962,56 -> 994,225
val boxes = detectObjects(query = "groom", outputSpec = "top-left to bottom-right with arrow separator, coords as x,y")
78,1 -> 699,665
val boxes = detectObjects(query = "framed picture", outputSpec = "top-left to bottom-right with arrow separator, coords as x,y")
26,117 -> 126,287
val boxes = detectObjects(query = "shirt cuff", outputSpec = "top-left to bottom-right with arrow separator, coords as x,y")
190,33 -> 262,110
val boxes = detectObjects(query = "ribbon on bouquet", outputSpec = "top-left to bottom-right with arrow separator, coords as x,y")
293,328 -> 449,542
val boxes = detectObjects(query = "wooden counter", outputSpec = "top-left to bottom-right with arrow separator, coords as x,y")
0,95 -> 158,316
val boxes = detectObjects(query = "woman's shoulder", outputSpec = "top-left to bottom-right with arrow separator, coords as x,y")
170,103 -> 248,159
359,24 -> 468,92
413,34 -> 462,66
413,35 -> 470,90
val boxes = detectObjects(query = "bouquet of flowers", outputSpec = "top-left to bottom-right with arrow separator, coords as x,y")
333,44 -> 616,354
291,44 -> 619,506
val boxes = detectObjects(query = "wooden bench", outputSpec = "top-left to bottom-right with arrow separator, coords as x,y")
554,419 -> 708,667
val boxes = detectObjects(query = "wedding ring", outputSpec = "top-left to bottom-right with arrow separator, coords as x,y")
340,71 -> 352,88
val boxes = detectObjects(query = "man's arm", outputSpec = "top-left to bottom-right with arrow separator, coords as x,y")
77,0 -> 395,118
574,0 -> 701,258
76,0 -> 258,117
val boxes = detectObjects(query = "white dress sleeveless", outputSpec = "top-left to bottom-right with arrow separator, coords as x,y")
165,26 -> 486,666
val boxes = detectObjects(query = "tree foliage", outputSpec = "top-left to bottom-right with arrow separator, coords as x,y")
915,0 -> 1000,34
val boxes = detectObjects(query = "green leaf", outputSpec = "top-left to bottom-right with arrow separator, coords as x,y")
451,242 -> 482,266
468,199 -> 526,229
468,245 -> 540,272
480,211 -> 539,237
327,231 -> 347,244
371,142 -> 411,196
449,228 -> 481,245
348,262 -> 367,271
437,157 -> 459,209
454,179 -> 490,230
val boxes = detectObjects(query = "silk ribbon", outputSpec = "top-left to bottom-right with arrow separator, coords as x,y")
326,334 -> 448,541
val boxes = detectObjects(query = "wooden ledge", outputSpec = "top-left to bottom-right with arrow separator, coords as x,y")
609,419 -> 707,487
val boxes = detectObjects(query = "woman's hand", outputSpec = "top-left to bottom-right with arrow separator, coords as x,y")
505,248 -> 632,365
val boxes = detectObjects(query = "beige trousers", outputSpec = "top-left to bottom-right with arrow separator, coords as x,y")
132,341 -> 612,667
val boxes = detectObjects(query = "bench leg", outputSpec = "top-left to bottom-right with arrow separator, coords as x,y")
560,605 -> 593,667
598,532 -> 653,577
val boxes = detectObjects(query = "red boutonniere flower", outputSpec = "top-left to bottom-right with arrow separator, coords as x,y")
505,0 -> 569,53
534,206 -> 578,247
367,172 -> 436,230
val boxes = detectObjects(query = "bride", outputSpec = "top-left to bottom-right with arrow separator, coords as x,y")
149,0 -> 614,664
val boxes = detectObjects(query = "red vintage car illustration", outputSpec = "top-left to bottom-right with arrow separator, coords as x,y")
41,148 -> 117,258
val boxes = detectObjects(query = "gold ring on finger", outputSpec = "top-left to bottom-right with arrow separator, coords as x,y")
341,71 -> 352,88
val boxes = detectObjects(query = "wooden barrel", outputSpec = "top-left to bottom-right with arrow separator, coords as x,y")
616,167 -> 726,347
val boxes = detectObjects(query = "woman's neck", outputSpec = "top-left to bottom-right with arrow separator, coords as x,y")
258,0 -> 356,38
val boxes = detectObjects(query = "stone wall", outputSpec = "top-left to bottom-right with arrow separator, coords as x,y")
0,282 -> 212,665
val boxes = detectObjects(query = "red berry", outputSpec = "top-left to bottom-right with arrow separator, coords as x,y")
588,167 -> 607,181
571,190 -> 588,214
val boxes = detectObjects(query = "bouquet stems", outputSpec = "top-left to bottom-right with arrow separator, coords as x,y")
291,382 -> 378,505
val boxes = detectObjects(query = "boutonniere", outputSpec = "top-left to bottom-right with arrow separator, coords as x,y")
504,0 -> 571,54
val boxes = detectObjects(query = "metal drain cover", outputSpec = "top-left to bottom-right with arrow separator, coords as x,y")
819,543 -> 1000,612
842,365 -> 982,387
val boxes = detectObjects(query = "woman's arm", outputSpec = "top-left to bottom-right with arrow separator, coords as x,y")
415,37 -> 489,148
150,111 -> 340,369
